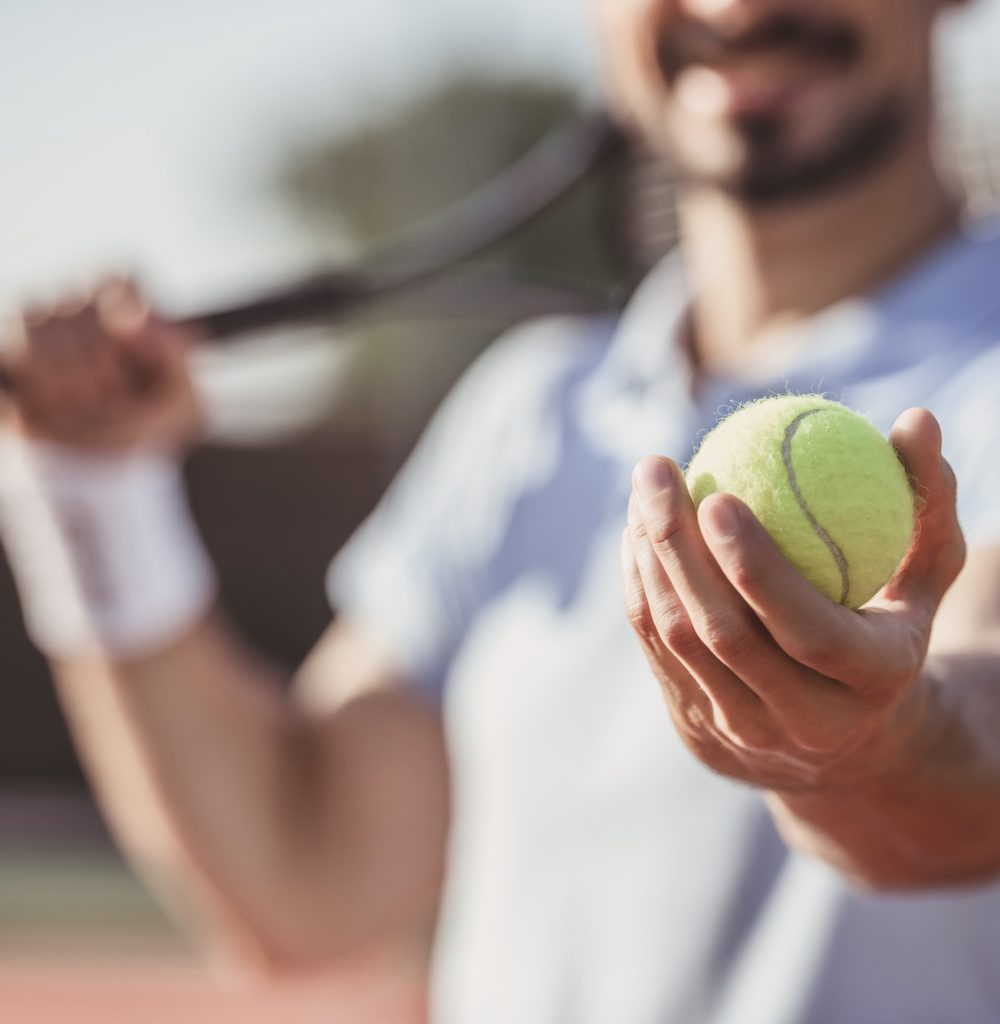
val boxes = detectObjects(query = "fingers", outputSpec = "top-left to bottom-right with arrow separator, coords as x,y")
626,487 -> 769,730
96,279 -> 199,400
94,278 -> 151,339
882,407 -> 966,615
631,457 -> 844,705
13,294 -> 119,437
633,450 -> 931,702
624,484 -> 871,757
3,278 -> 201,450
622,497 -> 756,752
620,514 -> 701,712
0,315 -> 21,419
695,490 -> 901,685
623,413 -> 957,772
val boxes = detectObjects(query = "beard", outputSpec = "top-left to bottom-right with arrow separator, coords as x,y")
678,95 -> 912,207
654,10 -> 913,208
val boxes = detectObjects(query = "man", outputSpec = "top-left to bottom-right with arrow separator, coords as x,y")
2,0 -> 1000,1020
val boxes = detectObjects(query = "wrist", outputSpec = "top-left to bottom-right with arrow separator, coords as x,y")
778,671 -> 939,797
0,435 -> 217,660
763,675 -> 953,886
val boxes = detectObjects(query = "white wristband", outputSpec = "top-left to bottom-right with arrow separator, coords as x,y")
0,436 -> 217,660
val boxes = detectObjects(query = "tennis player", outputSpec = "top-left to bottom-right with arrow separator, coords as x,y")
3,0 -> 1000,1020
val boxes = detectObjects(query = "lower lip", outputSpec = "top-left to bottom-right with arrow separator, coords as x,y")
675,60 -> 844,118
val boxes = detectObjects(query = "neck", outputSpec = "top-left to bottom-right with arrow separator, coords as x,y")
679,128 -> 961,375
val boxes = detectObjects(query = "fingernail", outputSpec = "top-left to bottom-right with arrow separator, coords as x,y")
632,458 -> 674,500
701,496 -> 740,540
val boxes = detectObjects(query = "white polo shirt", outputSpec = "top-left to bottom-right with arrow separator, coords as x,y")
329,217 -> 1000,1024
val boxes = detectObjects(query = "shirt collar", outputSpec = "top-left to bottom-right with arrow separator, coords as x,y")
583,213 -> 1000,468
604,212 -> 1000,399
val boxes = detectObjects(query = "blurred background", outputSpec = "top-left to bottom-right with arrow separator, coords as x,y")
2,0 -> 1000,1020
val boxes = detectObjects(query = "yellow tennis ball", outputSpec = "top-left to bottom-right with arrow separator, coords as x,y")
685,395 -> 915,609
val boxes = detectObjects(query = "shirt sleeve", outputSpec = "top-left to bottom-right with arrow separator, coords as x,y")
326,316 -> 607,703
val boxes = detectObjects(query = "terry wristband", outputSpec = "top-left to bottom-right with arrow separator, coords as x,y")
0,436 -> 217,660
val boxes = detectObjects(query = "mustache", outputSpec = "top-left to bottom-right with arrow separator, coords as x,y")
658,11 -> 863,75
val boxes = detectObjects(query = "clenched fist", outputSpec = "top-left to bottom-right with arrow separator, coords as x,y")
1,279 -> 202,454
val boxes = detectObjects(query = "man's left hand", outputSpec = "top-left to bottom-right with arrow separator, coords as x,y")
621,407 -> 966,794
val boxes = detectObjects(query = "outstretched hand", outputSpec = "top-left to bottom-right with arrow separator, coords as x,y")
621,407 -> 966,794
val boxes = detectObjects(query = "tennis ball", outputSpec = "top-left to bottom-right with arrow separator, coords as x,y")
685,395 -> 915,609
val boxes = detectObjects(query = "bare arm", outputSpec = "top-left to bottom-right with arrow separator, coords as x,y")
48,610 -> 446,970
0,283 -> 449,972
767,545 -> 1000,888
53,615 -> 449,972
622,406 -> 1000,889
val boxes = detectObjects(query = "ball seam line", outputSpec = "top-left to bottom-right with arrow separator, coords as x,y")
780,409 -> 851,605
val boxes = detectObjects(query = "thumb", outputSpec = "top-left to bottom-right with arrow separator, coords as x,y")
882,407 -> 966,612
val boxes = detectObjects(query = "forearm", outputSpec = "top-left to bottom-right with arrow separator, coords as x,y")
50,611 -> 331,969
768,647 -> 1000,889
0,300 -> 447,971
0,438 -> 328,962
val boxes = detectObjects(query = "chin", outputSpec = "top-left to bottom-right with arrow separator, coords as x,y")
671,94 -> 911,208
